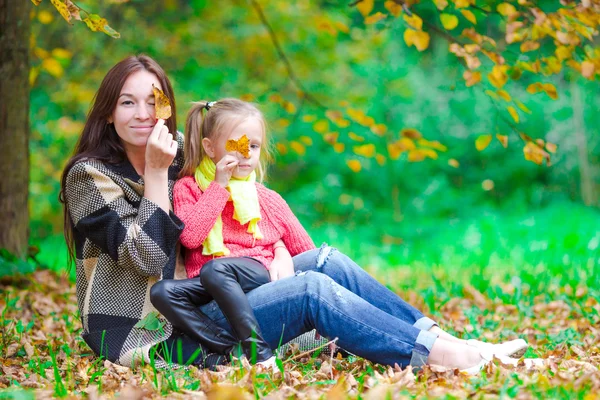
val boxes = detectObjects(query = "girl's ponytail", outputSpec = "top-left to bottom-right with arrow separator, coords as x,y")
180,101 -> 209,177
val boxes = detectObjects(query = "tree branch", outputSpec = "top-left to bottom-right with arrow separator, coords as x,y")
249,0 -> 326,109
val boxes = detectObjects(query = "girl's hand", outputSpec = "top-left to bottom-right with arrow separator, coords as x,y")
269,241 -> 294,281
215,155 -> 239,187
145,119 -> 178,172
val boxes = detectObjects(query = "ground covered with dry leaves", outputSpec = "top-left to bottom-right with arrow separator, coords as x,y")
0,268 -> 599,399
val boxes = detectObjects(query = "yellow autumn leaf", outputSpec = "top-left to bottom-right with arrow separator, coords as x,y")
313,120 -> 330,134
496,134 -> 508,148
384,1 -> 402,17
51,0 -> 71,23
325,110 -> 343,120
507,106 -> 519,123
434,0 -> 449,10
346,159 -> 362,172
290,141 -> 306,156
515,99 -> 532,114
487,65 -> 509,89
323,132 -> 339,144
52,48 -> 72,59
226,134 -> 250,158
333,142 -> 345,153
454,0 -> 471,8
83,14 -> 120,38
440,13 -> 459,30
475,134 -> 492,151
353,144 -> 376,158
523,142 -> 550,165
31,0 -> 42,5
497,2 -> 517,17
520,41 -> 540,53
581,61 -> 595,79
546,142 -> 557,153
403,14 -> 423,30
41,58 -> 64,78
357,0 -> 374,17
408,149 -> 426,162
348,132 -> 365,142
463,70 -> 481,87
448,158 -> 460,168
302,115 -> 317,123
482,179 -> 495,191
370,124 -> 387,136
38,10 -> 54,24
276,118 -> 290,128
283,101 -> 296,113
346,108 -> 366,123
152,84 -> 172,120
376,154 -> 386,166
365,12 -> 387,25
276,143 -> 288,156
527,82 -> 558,100
460,9 -> 477,24
418,139 -> 447,152
300,136 -> 313,146
404,29 -> 430,51
555,45 -> 572,62
497,89 -> 511,102
400,128 -> 422,139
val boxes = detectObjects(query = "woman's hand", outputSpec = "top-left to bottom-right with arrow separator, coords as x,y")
144,119 -> 177,213
215,155 -> 239,188
269,240 -> 294,281
145,119 -> 178,172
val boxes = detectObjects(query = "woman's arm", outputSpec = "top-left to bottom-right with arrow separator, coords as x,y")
174,177 -> 231,249
65,161 -> 183,277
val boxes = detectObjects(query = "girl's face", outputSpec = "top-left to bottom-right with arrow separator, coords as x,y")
211,117 -> 264,179
109,70 -> 161,152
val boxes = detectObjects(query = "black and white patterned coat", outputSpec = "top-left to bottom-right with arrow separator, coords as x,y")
64,133 -> 185,367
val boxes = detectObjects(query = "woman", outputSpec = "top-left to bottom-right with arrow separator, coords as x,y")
62,55 -> 526,372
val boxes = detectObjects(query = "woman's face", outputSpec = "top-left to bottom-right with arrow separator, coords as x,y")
109,70 -> 162,152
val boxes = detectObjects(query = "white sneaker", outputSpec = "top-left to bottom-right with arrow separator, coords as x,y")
460,349 -> 519,375
466,338 -> 529,358
256,356 -> 277,370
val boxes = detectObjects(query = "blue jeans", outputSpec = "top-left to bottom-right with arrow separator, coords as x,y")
199,246 -> 439,367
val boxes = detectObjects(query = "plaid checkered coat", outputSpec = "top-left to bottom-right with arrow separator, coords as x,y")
64,133 -> 186,367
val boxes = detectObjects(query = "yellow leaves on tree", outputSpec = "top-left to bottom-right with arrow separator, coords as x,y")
290,141 -> 306,156
463,70 -> 481,87
487,65 -> 509,89
520,41 -> 540,53
34,0 -> 120,38
152,85 -> 172,120
497,3 -> 518,18
404,29 -> 430,51
523,141 -> 550,166
353,144 -> 376,158
384,1 -> 402,17
496,134 -> 508,148
434,0 -> 449,10
346,159 -> 362,173
401,128 -> 422,140
440,14 -> 459,30
83,14 -> 120,38
475,135 -> 492,151
365,12 -> 387,25
403,14 -> 423,30
460,10 -> 477,24
526,82 -> 558,100
580,61 -> 596,80
388,138 -> 415,160
507,106 -> 519,123
357,0 -> 374,17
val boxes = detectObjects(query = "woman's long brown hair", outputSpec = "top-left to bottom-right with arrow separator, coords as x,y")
59,55 -> 177,266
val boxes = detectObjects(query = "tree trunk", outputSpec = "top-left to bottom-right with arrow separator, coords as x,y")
0,0 -> 31,258
571,80 -> 596,207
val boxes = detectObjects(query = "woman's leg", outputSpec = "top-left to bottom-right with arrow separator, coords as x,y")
199,271 -> 440,368
200,257 -> 273,363
292,247 -> 438,333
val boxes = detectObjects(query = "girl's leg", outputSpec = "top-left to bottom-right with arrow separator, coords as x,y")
200,257 -> 273,363
200,271 -> 441,368
150,278 -> 238,355
292,247 -> 438,333
152,331 -> 227,369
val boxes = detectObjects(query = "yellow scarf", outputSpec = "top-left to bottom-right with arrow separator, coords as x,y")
194,157 -> 263,256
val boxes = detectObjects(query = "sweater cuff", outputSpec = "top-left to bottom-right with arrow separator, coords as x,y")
139,197 -> 184,253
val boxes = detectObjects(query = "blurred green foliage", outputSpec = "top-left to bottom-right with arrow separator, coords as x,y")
27,0 -> 599,266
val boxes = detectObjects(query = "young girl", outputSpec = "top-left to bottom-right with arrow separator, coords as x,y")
173,98 -> 316,367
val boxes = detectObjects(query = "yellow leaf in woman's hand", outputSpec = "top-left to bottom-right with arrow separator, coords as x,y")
152,84 -> 172,120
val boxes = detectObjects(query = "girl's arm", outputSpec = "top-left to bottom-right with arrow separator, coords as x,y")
270,240 -> 295,281
174,176 -> 230,249
65,161 -> 183,277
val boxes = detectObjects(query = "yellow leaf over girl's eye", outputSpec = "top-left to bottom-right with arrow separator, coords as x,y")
475,135 -> 492,151
440,13 -> 459,30
226,134 -> 251,158
152,85 -> 172,120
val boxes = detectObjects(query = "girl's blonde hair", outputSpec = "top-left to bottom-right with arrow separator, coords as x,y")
181,98 -> 271,181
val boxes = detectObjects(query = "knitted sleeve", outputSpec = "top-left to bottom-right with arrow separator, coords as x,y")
173,176 -> 231,250
260,185 -> 316,256
65,161 -> 184,277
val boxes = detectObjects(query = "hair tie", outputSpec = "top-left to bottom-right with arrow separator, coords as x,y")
205,101 -> 216,111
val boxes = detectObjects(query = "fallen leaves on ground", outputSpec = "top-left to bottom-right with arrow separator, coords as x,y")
0,269 -> 598,398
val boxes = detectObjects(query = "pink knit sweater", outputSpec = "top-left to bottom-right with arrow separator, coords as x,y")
174,176 -> 316,278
